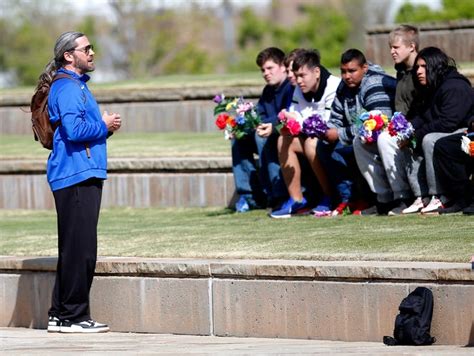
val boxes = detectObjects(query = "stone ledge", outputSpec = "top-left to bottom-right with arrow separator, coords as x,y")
0,157 -> 232,174
1,256 -> 472,282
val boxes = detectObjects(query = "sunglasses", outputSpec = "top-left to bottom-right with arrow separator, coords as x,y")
72,44 -> 94,55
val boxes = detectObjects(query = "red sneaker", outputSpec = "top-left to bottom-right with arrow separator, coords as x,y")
331,202 -> 349,216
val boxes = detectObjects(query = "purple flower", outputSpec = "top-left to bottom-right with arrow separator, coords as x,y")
213,94 -> 224,104
388,112 -> 415,141
302,113 -> 328,138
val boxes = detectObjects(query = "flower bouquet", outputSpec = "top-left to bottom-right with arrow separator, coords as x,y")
213,94 -> 261,140
302,113 -> 328,138
461,134 -> 474,157
357,110 -> 389,144
277,108 -> 328,138
276,110 -> 302,136
387,112 -> 416,148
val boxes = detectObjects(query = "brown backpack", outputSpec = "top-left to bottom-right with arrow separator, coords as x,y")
30,73 -> 73,149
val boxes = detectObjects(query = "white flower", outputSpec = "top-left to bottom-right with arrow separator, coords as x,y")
461,135 -> 471,155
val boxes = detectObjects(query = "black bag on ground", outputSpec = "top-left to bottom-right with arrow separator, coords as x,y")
383,286 -> 436,346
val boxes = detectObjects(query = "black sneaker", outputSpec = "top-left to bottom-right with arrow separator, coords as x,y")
438,204 -> 464,214
388,200 -> 409,216
356,205 -> 378,216
47,316 -> 61,333
60,319 -> 110,333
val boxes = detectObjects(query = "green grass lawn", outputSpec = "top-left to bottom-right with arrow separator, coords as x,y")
1,208 -> 472,262
0,132 -> 230,160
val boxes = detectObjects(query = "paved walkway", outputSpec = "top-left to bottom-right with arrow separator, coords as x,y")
1,328 -> 472,355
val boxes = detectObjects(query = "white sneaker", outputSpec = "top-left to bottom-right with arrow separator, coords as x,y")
47,316 -> 61,333
60,319 -> 110,333
402,197 -> 425,214
421,196 -> 443,214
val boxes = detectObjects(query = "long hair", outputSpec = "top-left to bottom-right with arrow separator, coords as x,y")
35,31 -> 84,90
414,46 -> 457,93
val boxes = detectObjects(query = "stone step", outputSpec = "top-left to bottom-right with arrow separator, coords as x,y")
0,157 -> 232,174
0,157 -> 236,209
1,256 -> 472,344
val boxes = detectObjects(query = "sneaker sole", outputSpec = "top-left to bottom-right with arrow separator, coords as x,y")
60,326 -> 110,333
47,326 -> 61,333
269,213 -> 291,219
421,211 -> 440,216
313,211 -> 332,217
402,209 -> 421,214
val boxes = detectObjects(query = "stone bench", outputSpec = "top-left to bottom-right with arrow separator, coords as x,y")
1,256 -> 472,345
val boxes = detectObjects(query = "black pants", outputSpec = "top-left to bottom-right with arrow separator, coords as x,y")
433,133 -> 474,206
49,178 -> 103,322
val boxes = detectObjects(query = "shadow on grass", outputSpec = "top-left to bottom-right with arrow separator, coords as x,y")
205,208 -> 234,217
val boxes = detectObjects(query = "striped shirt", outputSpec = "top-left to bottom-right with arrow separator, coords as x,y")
328,64 -> 397,145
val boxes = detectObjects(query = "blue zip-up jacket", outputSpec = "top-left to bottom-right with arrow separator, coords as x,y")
256,78 -> 294,125
47,68 -> 109,191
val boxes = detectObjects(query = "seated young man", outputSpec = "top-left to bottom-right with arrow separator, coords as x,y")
351,49 -> 412,215
270,49 -> 341,218
283,48 -> 306,86
402,47 -> 474,214
232,47 -> 294,212
433,117 -> 474,215
318,49 -> 396,215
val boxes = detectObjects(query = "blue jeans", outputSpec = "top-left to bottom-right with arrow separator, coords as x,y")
231,130 -> 287,206
316,140 -> 356,203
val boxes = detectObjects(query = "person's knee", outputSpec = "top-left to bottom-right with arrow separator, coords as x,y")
421,133 -> 439,154
376,131 -> 394,150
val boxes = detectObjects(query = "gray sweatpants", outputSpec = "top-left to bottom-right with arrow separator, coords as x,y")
353,131 -> 412,203
412,129 -> 466,197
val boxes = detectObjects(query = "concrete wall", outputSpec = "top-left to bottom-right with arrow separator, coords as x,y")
0,158 -> 236,209
1,257 -> 473,345
0,101 -> 219,135
0,86 -> 262,135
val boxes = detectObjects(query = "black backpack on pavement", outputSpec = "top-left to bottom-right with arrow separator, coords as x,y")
383,286 -> 436,346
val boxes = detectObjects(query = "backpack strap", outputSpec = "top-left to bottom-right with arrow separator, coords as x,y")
50,73 -> 86,129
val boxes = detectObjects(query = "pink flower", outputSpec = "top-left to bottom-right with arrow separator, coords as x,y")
278,110 -> 287,122
286,119 -> 301,136
236,102 -> 253,115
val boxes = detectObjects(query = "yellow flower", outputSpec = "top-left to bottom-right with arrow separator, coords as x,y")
226,98 -> 238,111
364,119 -> 377,131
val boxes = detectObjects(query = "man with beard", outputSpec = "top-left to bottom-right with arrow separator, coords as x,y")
36,31 -> 121,333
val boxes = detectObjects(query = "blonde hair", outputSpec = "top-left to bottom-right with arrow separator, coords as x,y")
389,25 -> 419,51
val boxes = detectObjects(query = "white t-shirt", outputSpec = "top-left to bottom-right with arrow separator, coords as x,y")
288,74 -> 341,124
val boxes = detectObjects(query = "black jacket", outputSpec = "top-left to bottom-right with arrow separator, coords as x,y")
411,68 -> 474,145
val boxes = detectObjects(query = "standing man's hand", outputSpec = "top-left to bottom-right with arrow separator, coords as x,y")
256,123 -> 273,137
102,111 -> 122,132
